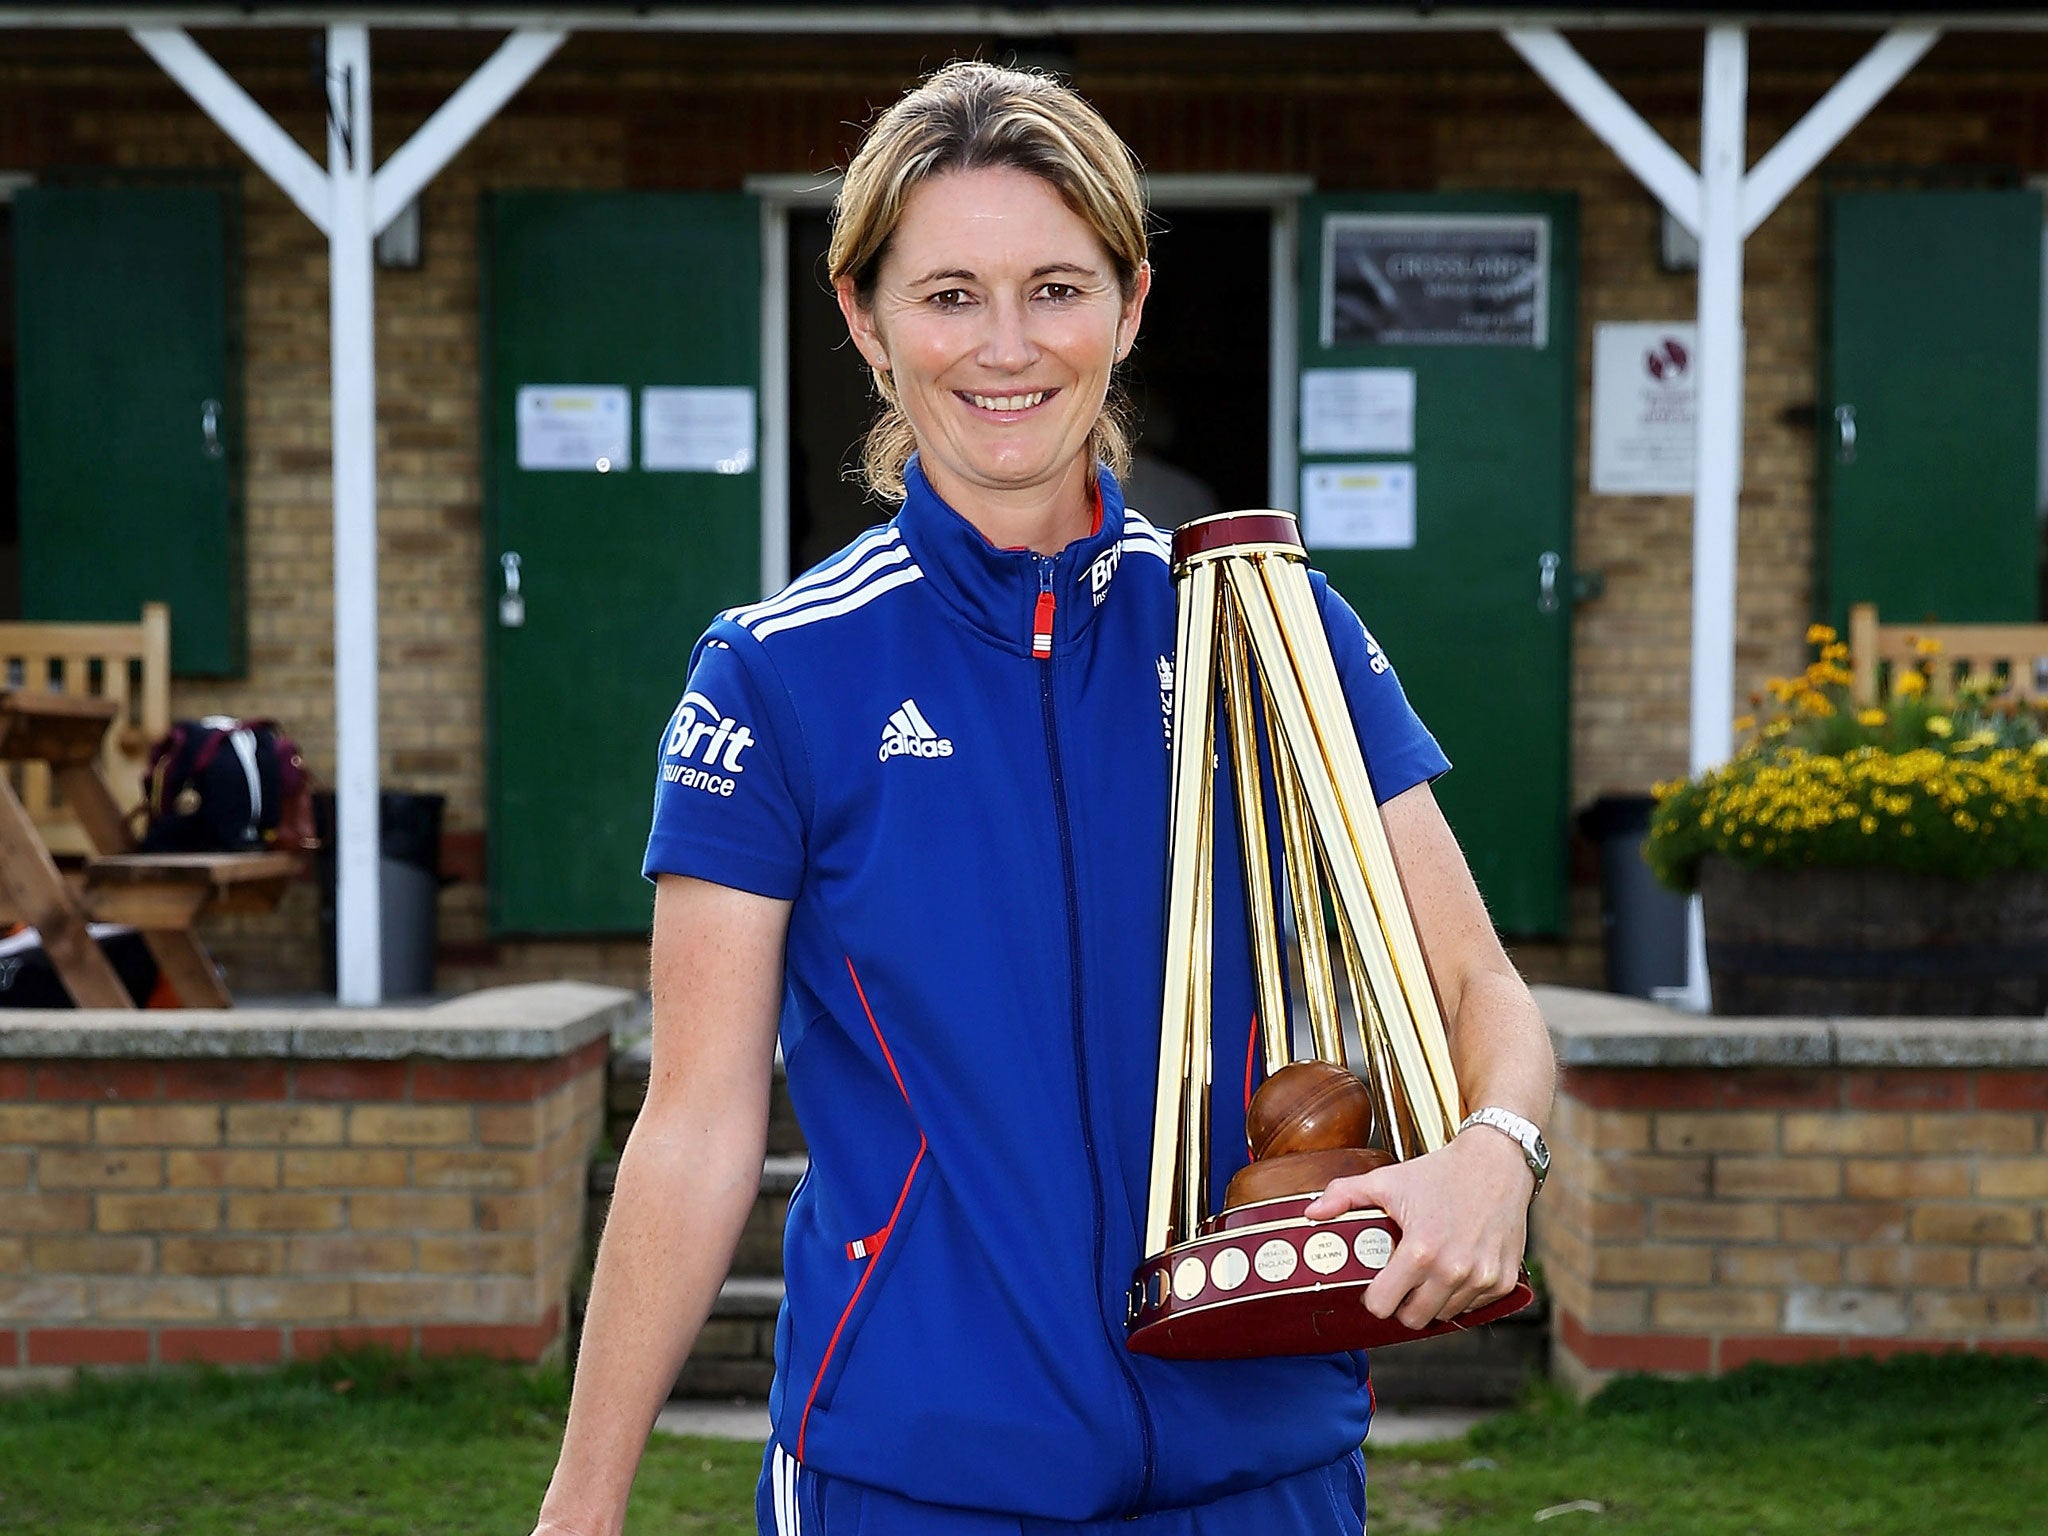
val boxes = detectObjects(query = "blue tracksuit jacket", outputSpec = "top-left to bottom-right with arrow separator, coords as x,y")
644,459 -> 1448,1521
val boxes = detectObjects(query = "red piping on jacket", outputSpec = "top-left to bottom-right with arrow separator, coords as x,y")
796,958 -> 925,1461
1244,1014 -> 1259,1121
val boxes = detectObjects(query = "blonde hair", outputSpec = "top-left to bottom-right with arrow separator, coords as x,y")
828,60 -> 1148,503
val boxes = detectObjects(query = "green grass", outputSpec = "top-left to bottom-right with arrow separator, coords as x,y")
2,1351 -> 2044,1533
1368,1354 -> 2048,1535
0,1350 -> 760,1535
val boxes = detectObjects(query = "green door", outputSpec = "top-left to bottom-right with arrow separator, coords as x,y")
484,192 -> 762,933
1821,190 -> 2042,626
15,185 -> 242,674
1298,194 -> 1577,935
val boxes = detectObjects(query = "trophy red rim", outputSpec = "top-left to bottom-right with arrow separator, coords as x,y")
1127,1197 -> 1537,1359
1170,510 -> 1305,569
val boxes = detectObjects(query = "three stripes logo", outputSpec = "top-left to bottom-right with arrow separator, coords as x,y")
879,699 -> 954,762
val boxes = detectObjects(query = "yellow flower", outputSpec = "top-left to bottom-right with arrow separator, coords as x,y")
1912,634 -> 1944,657
1732,714 -> 1756,733
1857,708 -> 1887,728
1926,716 -> 1953,738
1806,623 -> 1837,646
1796,690 -> 1834,717
1895,671 -> 1927,698
1764,719 -> 1791,738
2032,740 -> 2048,758
1859,815 -> 1877,834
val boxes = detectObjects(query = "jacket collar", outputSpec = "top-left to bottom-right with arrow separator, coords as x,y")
894,455 -> 1133,657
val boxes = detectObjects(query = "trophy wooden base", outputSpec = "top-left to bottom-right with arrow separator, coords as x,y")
1125,1194 -> 1535,1360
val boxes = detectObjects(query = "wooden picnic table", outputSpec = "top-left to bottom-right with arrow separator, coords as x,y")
0,690 -> 299,1008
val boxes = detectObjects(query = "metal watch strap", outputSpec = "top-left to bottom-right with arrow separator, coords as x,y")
1457,1106 -> 1549,1196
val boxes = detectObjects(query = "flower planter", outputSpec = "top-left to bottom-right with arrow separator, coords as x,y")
1701,857 -> 2048,1016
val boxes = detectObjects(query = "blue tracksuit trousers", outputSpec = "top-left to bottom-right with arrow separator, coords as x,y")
755,1443 -> 1367,1535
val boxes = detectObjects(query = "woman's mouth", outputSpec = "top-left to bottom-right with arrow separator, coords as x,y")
959,388 -> 1056,415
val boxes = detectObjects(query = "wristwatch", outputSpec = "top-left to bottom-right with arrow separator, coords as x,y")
1457,1106 -> 1550,1197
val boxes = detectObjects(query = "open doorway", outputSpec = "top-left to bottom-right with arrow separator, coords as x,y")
1121,206 -> 1271,526
782,198 -> 1281,573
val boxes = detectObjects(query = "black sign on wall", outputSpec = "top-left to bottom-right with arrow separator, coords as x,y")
1322,215 -> 1549,349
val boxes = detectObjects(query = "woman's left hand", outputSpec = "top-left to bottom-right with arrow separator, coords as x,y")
1302,1127 -> 1534,1331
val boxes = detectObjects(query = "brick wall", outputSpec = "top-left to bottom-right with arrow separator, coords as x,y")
7,31 -> 2048,986
0,998 -> 611,1376
1536,988 -> 2048,1393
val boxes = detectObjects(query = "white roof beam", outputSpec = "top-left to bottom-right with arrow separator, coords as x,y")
0,9 -> 2003,33
129,26 -> 333,236
1505,27 -> 1703,235
371,27 -> 565,236
1740,25 -> 1939,238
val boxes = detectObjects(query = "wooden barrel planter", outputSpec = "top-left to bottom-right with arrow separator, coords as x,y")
1701,858 -> 2048,1016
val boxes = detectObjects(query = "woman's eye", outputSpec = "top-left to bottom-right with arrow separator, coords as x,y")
928,289 -> 971,310
1039,283 -> 1078,303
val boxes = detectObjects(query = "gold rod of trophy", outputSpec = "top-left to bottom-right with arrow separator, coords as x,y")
1180,758 -> 1216,1242
1231,557 -> 1458,1151
1218,596 -> 1292,1077
1331,908 -> 1421,1161
1264,677 -> 1345,1068
1262,561 -> 1463,1130
1148,560 -> 1222,1257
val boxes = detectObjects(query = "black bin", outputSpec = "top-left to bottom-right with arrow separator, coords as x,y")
1576,794 -> 1688,999
314,791 -> 446,999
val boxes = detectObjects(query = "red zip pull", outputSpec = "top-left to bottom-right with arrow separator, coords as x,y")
1032,589 -> 1056,660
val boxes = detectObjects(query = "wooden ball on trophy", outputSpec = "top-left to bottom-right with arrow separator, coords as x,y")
1245,1061 -> 1375,1159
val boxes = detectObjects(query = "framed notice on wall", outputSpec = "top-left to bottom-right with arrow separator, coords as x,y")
1591,323 -> 1700,495
1320,214 -> 1549,349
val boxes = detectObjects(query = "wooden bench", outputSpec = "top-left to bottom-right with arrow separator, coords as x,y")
1848,602 -> 2048,706
0,605 -> 169,858
0,690 -> 299,1009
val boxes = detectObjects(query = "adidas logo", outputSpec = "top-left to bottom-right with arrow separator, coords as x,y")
879,699 -> 955,762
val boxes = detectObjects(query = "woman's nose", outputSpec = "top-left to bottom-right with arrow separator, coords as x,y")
977,294 -> 1038,371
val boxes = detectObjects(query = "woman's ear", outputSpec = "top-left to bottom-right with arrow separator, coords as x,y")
1115,260 -> 1153,362
836,276 -> 891,373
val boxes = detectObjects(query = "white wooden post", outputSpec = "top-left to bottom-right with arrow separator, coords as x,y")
1674,26 -> 1750,1012
325,24 -> 382,1005
133,22 -> 564,1004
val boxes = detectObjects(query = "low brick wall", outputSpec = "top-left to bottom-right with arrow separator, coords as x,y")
0,982 -> 631,1380
1534,987 -> 2048,1394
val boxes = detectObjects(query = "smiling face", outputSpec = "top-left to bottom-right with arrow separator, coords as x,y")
838,165 -> 1149,542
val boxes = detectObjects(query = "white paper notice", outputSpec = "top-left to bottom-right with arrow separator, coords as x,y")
642,386 -> 757,474
516,386 -> 630,472
1591,323 -> 1698,495
1301,463 -> 1417,551
1300,367 -> 1415,454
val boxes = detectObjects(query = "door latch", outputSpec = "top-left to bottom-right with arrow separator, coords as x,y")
201,399 -> 225,459
1834,403 -> 1857,465
499,551 -> 525,628
1538,551 -> 1562,614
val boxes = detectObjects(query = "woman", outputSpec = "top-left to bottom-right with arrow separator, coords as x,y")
534,61 -> 1554,1536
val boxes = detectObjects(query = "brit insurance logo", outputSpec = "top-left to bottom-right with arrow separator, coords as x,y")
661,690 -> 755,798
1086,542 -> 1121,607
879,699 -> 954,762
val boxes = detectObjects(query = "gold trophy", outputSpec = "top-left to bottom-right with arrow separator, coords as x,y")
1126,511 -> 1533,1360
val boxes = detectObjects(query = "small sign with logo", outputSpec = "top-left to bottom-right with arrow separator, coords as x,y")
1591,323 -> 1714,495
